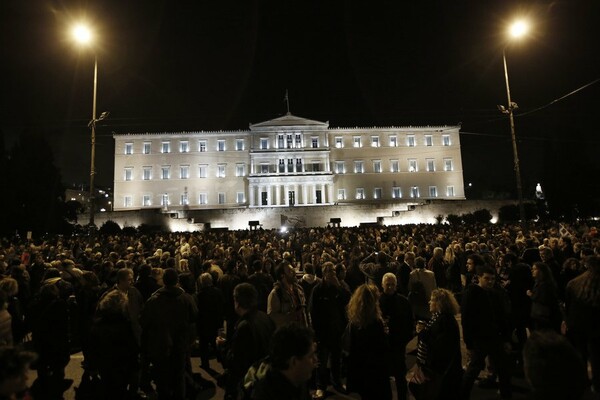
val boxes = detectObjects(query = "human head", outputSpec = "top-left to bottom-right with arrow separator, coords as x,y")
532,262 -> 554,285
429,288 -> 460,315
0,278 -> 18,297
476,264 -> 496,290
233,283 -> 258,313
347,283 -> 382,329
269,323 -> 317,386
97,290 -> 128,316
321,262 -> 336,284
523,330 -> 587,400
414,257 -> 426,269
162,268 -> 179,287
382,272 -> 397,295
466,254 -> 484,272
404,251 -> 416,267
116,268 -> 134,291
198,272 -> 213,289
0,347 -> 36,398
275,262 -> 296,285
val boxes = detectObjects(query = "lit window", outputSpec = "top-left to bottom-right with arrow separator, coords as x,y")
199,165 -> 207,178
278,134 -> 285,149
125,143 -> 133,155
180,165 -> 189,179
389,136 -> 398,147
373,160 -> 382,173
143,167 -> 152,180
237,192 -> 245,204
295,134 -> 302,148
217,164 -> 226,178
374,188 -> 382,199
408,159 -> 418,172
353,136 -> 362,148
447,186 -> 455,197
199,193 -> 207,205
124,167 -> 133,181
429,186 -> 438,197
142,195 -> 151,206
390,160 -> 399,173
354,161 -> 364,174
442,135 -> 451,146
337,189 -> 346,200
278,159 -> 285,173
427,159 -> 435,172
217,140 -> 226,151
392,187 -> 402,198
425,135 -> 433,146
371,136 -> 380,147
411,186 -> 419,198
143,142 -> 151,154
218,193 -> 226,204
236,164 -> 245,177
335,161 -> 345,174
407,135 -> 416,147
335,137 -> 343,148
161,142 -> 170,153
180,193 -> 189,205
287,159 -> 294,173
199,140 -> 207,152
161,166 -> 170,180
124,196 -> 132,207
356,188 -> 365,199
261,164 -> 269,174
180,141 -> 189,153
161,194 -> 169,206
444,158 -> 453,171
260,138 -> 268,150
311,137 -> 319,148
236,139 -> 244,151
296,158 -> 302,172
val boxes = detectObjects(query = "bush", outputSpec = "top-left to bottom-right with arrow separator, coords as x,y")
472,209 -> 493,224
122,226 -> 137,236
99,220 -> 122,235
446,214 -> 462,225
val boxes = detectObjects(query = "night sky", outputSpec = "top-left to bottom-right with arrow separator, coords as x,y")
1,1 -> 599,212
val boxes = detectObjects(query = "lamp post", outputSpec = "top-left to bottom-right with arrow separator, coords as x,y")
499,20 -> 528,224
72,24 -> 108,227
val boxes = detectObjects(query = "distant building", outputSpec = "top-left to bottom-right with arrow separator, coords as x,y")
113,113 -> 464,227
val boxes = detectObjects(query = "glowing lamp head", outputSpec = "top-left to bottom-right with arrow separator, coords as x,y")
72,24 -> 93,45
509,20 -> 528,39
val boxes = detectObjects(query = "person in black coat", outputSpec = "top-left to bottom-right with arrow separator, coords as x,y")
527,262 -> 561,332
380,272 -> 414,400
196,272 -> 225,371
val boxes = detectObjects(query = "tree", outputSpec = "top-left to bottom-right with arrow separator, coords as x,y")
99,220 -> 122,235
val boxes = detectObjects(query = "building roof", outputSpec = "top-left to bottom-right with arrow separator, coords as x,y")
249,113 -> 329,129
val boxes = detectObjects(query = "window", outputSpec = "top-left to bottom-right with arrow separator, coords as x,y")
296,158 -> 302,172
295,134 -> 302,148
335,161 -> 345,174
374,187 -> 382,199
444,158 -> 453,171
199,193 -> 207,205
390,160 -> 400,173
217,140 -> 226,151
389,136 -> 398,147
125,143 -> 133,155
143,142 -> 151,154
447,186 -> 455,197
278,159 -> 285,173
407,135 -> 416,147
217,164 -> 226,178
237,192 -> 245,204
161,142 -> 170,153
143,167 -> 152,180
124,196 -> 132,207
161,166 -> 170,180
142,195 -> 151,206
354,161 -> 364,174
180,165 -> 189,179
286,134 -> 293,149
371,136 -> 380,147
180,193 -> 189,205
199,140 -> 207,152
335,137 -> 343,148
236,164 -> 245,177
429,186 -> 438,197
180,141 -> 189,153
218,193 -> 226,204
278,134 -> 285,149
356,188 -> 365,200
353,136 -> 362,148
373,160 -> 382,173
411,186 -> 420,198
124,167 -> 133,181
311,137 -> 319,148
260,164 -> 269,174
408,159 -> 418,172
425,135 -> 433,146
392,187 -> 402,199
199,164 -> 207,178
260,138 -> 268,150
287,159 -> 294,173
161,194 -> 169,206
442,135 -> 451,146
337,189 -> 346,200
427,159 -> 435,172
236,139 -> 244,151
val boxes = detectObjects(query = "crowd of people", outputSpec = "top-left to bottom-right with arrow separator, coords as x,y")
0,220 -> 598,400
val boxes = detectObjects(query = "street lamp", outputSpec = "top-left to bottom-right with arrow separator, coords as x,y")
72,23 -> 109,227
499,19 -> 529,224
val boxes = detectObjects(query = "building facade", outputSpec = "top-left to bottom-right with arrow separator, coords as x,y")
113,113 -> 464,219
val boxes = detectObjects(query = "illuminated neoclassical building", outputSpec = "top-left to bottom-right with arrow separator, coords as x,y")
112,113 -> 465,229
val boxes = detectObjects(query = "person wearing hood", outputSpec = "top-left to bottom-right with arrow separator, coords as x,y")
140,268 -> 197,400
299,263 -> 321,304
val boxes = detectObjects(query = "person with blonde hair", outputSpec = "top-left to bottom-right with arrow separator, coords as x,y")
345,284 -> 391,400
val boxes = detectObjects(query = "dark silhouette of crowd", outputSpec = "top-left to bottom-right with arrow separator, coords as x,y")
0,220 -> 599,400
